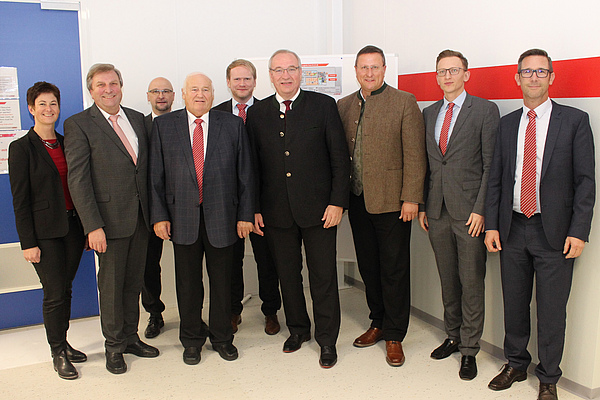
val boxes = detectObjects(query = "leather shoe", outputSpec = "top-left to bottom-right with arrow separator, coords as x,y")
319,345 -> 337,368
264,314 -> 280,335
231,314 -> 242,334
65,342 -> 87,363
283,333 -> 311,353
386,340 -> 405,367
144,314 -> 164,339
212,342 -> 238,361
538,383 -> 558,400
105,351 -> 127,374
459,355 -> 477,380
124,340 -> 159,358
488,364 -> 527,390
183,347 -> 201,365
53,349 -> 78,380
353,327 -> 383,348
431,338 -> 460,359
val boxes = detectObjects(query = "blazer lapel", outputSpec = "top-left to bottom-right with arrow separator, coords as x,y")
28,129 -> 59,175
427,100 -> 443,157
508,109 -> 522,181
541,101 -> 561,180
447,93 -> 473,152
89,104 -> 135,163
123,107 -> 146,166
176,109 -> 197,180
205,110 -> 223,165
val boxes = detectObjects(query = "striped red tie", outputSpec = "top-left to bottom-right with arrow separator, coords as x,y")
521,110 -> 537,217
439,102 -> 454,156
192,118 -> 204,204
237,103 -> 247,124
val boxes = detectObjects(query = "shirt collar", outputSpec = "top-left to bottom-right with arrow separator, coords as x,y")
233,97 -> 254,110
187,109 -> 209,127
275,89 -> 300,107
97,105 -> 124,120
523,97 -> 552,119
358,82 -> 388,101
443,89 -> 467,110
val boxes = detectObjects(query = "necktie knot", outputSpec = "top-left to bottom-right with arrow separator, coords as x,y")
237,103 -> 247,112
448,102 -> 455,111
283,100 -> 292,112
527,109 -> 537,120
195,118 -> 203,126
109,115 -> 119,124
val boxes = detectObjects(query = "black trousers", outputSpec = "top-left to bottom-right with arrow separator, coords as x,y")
266,222 -> 340,347
231,231 -> 281,316
33,214 -> 85,355
173,208 -> 234,348
500,212 -> 574,384
142,231 -> 166,317
348,193 -> 411,341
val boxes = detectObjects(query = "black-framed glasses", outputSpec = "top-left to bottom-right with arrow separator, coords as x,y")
148,89 -> 174,95
269,66 -> 299,76
518,68 -> 551,78
436,67 -> 464,77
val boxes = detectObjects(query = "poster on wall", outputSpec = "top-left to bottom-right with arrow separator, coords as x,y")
301,57 -> 343,100
0,130 -> 27,173
0,67 -> 23,173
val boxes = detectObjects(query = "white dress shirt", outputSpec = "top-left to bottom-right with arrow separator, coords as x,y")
99,106 -> 139,157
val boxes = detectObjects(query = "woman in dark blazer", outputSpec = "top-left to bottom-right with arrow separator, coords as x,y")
8,82 -> 86,380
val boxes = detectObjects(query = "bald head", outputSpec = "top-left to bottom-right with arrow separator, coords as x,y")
147,77 -> 174,116
182,73 -> 214,117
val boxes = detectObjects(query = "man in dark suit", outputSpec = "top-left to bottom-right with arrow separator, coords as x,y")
142,77 -> 175,339
213,59 -> 281,336
419,50 -> 500,380
64,63 -> 159,374
149,72 -> 254,365
485,49 -> 595,400
246,49 -> 350,369
337,45 -> 426,368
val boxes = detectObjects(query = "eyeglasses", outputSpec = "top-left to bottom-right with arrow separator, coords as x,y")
269,66 -> 299,76
148,89 -> 174,95
436,67 -> 465,77
518,68 -> 551,78
358,65 -> 383,72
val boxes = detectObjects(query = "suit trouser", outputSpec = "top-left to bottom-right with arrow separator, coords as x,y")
348,193 -> 411,341
34,214 -> 85,355
231,231 -> 281,316
173,208 -> 234,348
427,204 -> 486,356
142,231 -> 166,317
97,212 -> 149,353
500,212 -> 574,384
266,222 -> 340,347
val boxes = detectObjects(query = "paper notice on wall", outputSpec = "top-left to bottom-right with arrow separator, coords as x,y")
0,67 -> 21,131
301,57 -> 343,99
0,130 -> 27,173
0,67 -> 19,99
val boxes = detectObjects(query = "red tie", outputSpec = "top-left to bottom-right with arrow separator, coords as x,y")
192,118 -> 205,204
283,100 -> 292,114
109,115 -> 137,164
521,110 -> 537,217
439,102 -> 454,156
236,103 -> 247,123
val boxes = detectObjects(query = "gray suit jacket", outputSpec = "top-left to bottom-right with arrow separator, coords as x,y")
149,108 -> 254,248
422,93 -> 499,220
64,104 -> 150,238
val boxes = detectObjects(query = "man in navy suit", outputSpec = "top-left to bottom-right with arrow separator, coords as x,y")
149,73 -> 254,365
485,49 -> 595,400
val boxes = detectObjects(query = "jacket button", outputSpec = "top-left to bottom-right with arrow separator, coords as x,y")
286,172 -> 292,177
280,114 -> 285,119
280,132 -> 284,137
351,138 -> 355,142
285,151 -> 290,156
442,161 -> 447,165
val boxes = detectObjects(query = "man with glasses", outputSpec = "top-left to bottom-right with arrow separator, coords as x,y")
142,77 -> 175,339
246,49 -> 350,368
485,49 -> 595,400
337,45 -> 426,367
419,50 -> 499,380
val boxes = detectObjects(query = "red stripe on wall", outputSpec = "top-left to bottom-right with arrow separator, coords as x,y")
398,56 -> 600,102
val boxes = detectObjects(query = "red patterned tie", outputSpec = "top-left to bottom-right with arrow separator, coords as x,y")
192,118 -> 204,204
109,115 -> 137,164
439,102 -> 454,156
283,100 -> 292,114
521,110 -> 537,217
236,103 -> 247,124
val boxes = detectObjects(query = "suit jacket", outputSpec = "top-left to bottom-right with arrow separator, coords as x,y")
9,129 -> 71,249
149,108 -> 254,248
144,113 -> 153,136
64,104 -> 150,238
485,101 -> 595,250
337,84 -> 426,214
422,93 -> 499,220
246,90 -> 350,228
213,97 -> 259,114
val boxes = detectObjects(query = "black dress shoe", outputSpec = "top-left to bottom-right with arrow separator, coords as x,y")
283,333 -> 311,353
319,345 -> 337,368
66,342 -> 87,363
144,315 -> 164,339
538,383 -> 558,400
124,340 -> 159,358
53,349 -> 78,380
459,355 -> 477,380
488,364 -> 527,390
431,338 -> 460,359
183,347 -> 201,365
105,351 -> 127,374
212,342 -> 238,361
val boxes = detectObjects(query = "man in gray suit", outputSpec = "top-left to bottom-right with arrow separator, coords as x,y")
149,73 -> 254,365
419,50 -> 499,380
65,63 -> 159,375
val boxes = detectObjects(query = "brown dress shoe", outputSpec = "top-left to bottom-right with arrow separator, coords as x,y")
488,364 -> 527,390
538,383 -> 558,400
265,314 -> 280,335
385,340 -> 405,367
231,314 -> 241,334
353,327 -> 383,348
